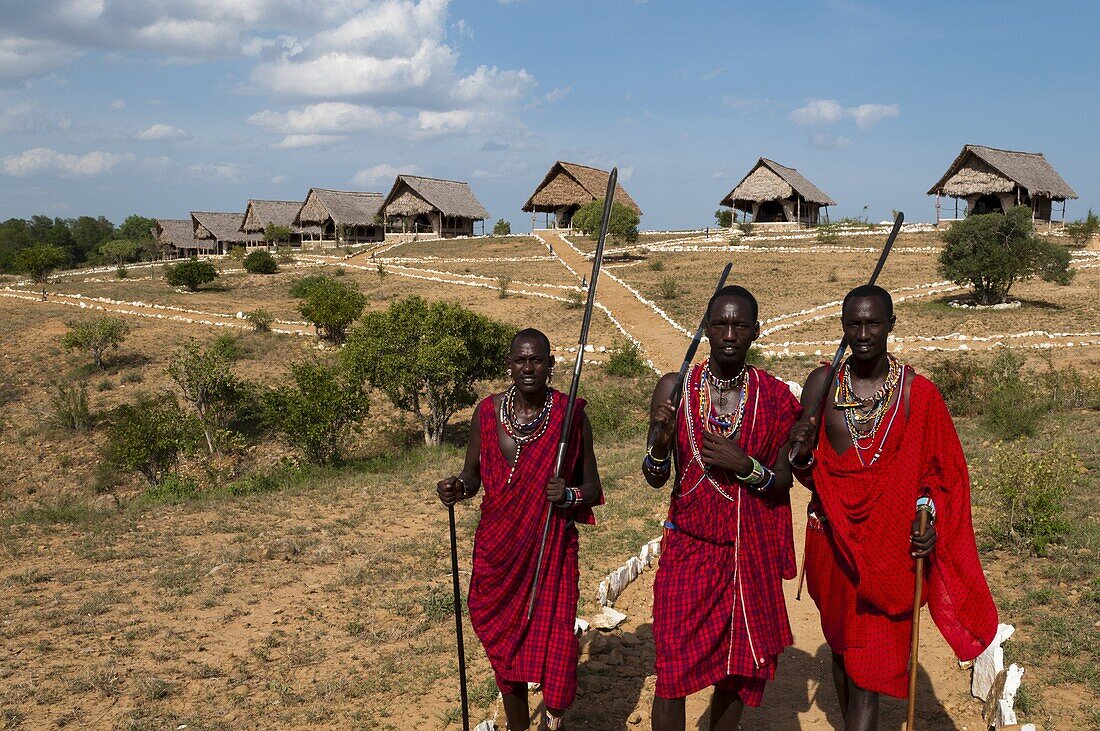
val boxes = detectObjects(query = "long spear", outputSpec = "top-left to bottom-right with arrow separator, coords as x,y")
794,211 -> 904,600
526,168 -> 617,621
645,261 -> 732,453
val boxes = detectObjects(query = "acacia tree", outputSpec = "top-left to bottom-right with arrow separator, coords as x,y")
939,206 -> 1074,305
714,209 -> 733,228
342,297 -> 512,445
100,239 -> 138,273
104,393 -> 200,486
165,257 -> 218,291
62,317 -> 131,369
264,223 -> 293,246
14,244 -> 65,300
572,198 -> 640,243
493,218 -> 511,236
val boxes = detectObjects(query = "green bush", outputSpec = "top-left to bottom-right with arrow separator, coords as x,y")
737,222 -> 754,236
1063,208 -> 1099,247
928,355 -> 987,417
572,198 -> 640,244
166,339 -> 244,455
816,223 -> 840,244
496,275 -> 511,299
62,316 -> 131,369
246,308 -> 274,333
104,393 -> 200,486
657,277 -> 679,300
583,378 -> 650,440
342,297 -> 511,445
939,206 -> 1074,305
647,257 -> 665,272
265,359 -> 370,464
493,219 -> 511,236
292,276 -> 365,342
605,339 -> 649,378
714,209 -> 733,228
144,472 -> 201,503
980,351 -> 1045,440
242,250 -> 278,274
563,288 -> 583,310
14,244 -> 65,300
48,380 -> 92,432
165,258 -> 218,292
264,224 -> 293,245
983,442 -> 1079,554
1034,354 -> 1100,411
227,245 -> 247,261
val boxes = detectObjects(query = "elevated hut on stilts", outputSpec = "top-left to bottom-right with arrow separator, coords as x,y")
521,161 -> 642,229
927,144 -> 1077,229
381,175 -> 489,237
720,158 -> 836,229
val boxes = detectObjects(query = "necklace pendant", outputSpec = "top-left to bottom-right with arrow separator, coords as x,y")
719,394 -> 728,407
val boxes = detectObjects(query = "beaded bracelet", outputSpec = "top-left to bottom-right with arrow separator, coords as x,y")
558,487 -> 583,509
644,453 -> 672,475
646,445 -> 672,466
736,457 -> 767,486
454,476 -> 468,500
752,469 -> 776,494
915,496 -> 937,523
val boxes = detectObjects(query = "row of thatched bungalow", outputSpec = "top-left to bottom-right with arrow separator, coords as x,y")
152,145 -> 1078,256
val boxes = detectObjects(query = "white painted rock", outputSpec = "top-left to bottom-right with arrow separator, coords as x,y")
591,606 -> 627,631
995,698 -> 1018,727
995,664 -> 1025,727
972,623 -> 1015,701
475,721 -> 497,731
574,617 -> 589,635
627,556 -> 643,580
597,580 -> 608,606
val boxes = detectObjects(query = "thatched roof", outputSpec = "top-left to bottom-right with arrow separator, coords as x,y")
522,161 -> 642,214
155,219 -> 202,249
295,188 -> 384,228
382,175 -> 489,220
927,145 -> 1077,200
191,212 -> 256,245
240,199 -> 301,233
721,158 -> 836,209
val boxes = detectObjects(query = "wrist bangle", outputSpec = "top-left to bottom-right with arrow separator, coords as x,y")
646,445 -> 671,466
789,447 -> 814,470
455,476 -> 468,500
736,457 -> 767,485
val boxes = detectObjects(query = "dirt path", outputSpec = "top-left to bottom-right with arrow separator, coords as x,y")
536,230 -> 691,373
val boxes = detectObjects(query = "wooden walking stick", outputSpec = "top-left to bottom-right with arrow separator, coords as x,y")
794,212 -> 904,601
906,507 -> 932,731
526,168 -> 617,621
645,261 -> 733,453
448,503 -> 470,731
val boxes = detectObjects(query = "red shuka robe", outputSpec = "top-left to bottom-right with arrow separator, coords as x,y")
805,371 -> 999,698
653,363 -> 801,703
467,390 -> 600,710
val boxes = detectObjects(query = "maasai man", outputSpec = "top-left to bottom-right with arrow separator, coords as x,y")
644,285 -> 802,731
789,284 -> 998,730
438,328 -> 602,731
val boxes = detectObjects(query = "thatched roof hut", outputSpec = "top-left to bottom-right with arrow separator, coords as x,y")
382,175 -> 489,238
522,161 -> 641,228
294,188 -> 385,246
154,218 -> 202,258
240,199 -> 302,244
927,144 -> 1077,225
191,212 -> 256,254
721,158 -> 836,226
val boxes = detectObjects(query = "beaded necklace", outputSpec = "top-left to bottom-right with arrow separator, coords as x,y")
705,361 -> 747,407
700,359 -> 748,437
835,357 -> 905,466
499,385 -> 553,447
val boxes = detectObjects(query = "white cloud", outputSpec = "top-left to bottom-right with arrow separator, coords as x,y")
701,66 -> 725,81
789,99 -> 845,126
790,98 -> 899,129
808,132 -> 851,149
618,165 -> 634,182
352,163 -> 419,185
0,37 -> 81,85
3,147 -> 131,176
848,102 -> 899,129
109,98 -> 126,110
271,174 -> 287,183
137,123 -> 189,141
271,134 -> 346,149
188,162 -> 241,181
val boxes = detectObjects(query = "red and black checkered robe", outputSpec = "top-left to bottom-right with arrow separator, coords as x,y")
467,390 -> 601,711
653,363 -> 801,703
804,370 -> 999,698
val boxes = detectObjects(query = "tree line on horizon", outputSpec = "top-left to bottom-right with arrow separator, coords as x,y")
0,214 -> 157,274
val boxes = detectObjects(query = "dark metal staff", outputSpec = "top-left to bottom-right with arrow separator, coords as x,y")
447,504 -> 470,731
645,261 -> 733,452
526,168 -> 617,621
795,211 -> 904,600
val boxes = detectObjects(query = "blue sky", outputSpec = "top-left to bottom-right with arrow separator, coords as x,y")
1,0 -> 1096,230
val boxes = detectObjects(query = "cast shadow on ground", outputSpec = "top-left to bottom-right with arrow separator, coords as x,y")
567,622 -> 652,730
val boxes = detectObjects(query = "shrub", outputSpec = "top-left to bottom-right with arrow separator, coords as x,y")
939,206 -> 1074,305
144,472 -> 200,503
227,245 -> 247,261
246,308 -> 274,332
166,339 -> 243,455
48,380 -> 91,432
572,199 -> 640,244
265,359 -> 369,464
104,393 -> 200,486
496,275 -> 511,299
657,277 -> 679,299
983,442 -> 1079,554
647,257 -> 665,272
605,339 -> 649,378
493,219 -> 511,236
292,276 -> 366,343
242,250 -> 278,274
980,350 -> 1045,440
563,288 -> 584,310
714,209 -> 733,228
342,297 -> 512,445
115,265 -> 128,279
816,222 -> 840,244
62,317 -> 131,369
737,222 -> 754,236
1063,208 -> 1099,247
264,223 -> 293,245
928,354 -> 987,417
99,239 -> 138,270
165,258 -> 218,292
1034,354 -> 1100,411
583,378 -> 650,439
